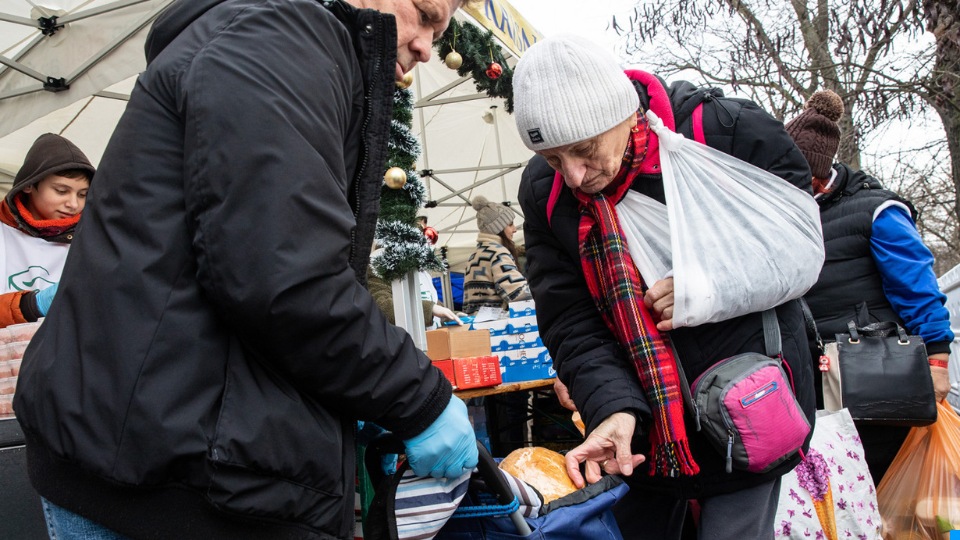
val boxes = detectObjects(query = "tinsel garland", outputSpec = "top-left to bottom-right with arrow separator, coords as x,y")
434,18 -> 514,113
373,87 -> 444,282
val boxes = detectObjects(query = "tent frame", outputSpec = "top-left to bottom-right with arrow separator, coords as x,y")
0,0 -> 165,101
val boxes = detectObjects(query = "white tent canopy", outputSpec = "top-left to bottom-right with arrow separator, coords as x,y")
0,0 -> 173,180
0,0 -> 541,273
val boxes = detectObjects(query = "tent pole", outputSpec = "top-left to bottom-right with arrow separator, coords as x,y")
0,56 -> 46,83
58,0 -> 153,25
428,165 -> 522,205
0,13 -> 35,26
489,105 -> 507,200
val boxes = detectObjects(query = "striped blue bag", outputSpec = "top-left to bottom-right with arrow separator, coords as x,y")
364,440 -> 627,540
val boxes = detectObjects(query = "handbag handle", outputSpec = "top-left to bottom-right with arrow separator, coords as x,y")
846,320 -> 911,345
846,321 -> 861,343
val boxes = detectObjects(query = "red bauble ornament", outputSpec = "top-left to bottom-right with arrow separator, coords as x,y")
485,62 -> 503,80
423,226 -> 439,245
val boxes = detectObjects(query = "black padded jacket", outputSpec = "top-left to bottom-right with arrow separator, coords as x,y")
14,1 -> 450,538
518,72 -> 817,498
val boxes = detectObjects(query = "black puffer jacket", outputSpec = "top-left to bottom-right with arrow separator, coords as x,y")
14,1 -> 450,539
519,72 -> 817,498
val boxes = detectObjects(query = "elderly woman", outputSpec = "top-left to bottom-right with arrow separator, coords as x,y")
515,35 -> 816,539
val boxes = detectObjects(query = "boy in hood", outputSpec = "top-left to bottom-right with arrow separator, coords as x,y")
0,133 -> 94,327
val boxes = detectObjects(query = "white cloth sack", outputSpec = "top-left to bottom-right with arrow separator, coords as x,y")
775,409 -> 881,539
623,110 -> 824,327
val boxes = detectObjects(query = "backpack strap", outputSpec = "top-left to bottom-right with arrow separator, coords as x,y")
761,308 -> 782,357
692,103 -> 706,145
546,171 -> 564,227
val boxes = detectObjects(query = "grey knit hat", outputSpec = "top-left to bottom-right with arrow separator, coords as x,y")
472,195 -> 513,235
513,34 -> 639,151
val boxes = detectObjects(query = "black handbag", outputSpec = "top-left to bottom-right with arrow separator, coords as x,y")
830,319 -> 937,426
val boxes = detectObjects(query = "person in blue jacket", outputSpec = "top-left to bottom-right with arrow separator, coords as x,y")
786,90 -> 952,483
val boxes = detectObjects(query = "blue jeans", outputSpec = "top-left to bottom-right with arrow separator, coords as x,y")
41,498 -> 129,540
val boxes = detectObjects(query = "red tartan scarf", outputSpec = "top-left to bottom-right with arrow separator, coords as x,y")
572,115 -> 699,477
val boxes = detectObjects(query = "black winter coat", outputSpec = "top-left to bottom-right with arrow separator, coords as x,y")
14,1 -> 450,538
518,72 -> 817,498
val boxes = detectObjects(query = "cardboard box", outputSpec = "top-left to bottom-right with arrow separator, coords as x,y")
491,332 -> 545,352
432,360 -> 456,387
508,300 -> 537,318
501,358 -> 556,383
470,314 -> 538,336
432,356 -> 502,390
425,328 -> 491,361
452,355 -> 502,390
498,345 -> 552,364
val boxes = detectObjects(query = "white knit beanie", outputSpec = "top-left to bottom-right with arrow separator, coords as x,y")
513,34 -> 639,152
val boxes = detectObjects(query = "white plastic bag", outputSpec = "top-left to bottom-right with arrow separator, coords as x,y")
632,110 -> 824,327
618,191 -> 672,284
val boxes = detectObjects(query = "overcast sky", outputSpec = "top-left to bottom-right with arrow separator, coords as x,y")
503,0 -> 945,181
506,0 -> 634,51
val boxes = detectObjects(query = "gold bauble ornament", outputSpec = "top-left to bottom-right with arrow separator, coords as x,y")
384,167 -> 408,189
444,51 -> 463,70
396,72 -> 413,89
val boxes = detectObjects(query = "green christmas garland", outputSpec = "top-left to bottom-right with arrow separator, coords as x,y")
434,18 -> 514,113
372,88 -> 444,282
373,19 -> 516,280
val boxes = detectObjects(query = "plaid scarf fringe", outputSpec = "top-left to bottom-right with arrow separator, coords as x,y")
574,117 -> 699,477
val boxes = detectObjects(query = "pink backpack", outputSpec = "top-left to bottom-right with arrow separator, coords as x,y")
688,309 -> 811,473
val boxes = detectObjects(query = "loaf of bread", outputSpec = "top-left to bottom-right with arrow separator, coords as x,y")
498,447 -> 578,503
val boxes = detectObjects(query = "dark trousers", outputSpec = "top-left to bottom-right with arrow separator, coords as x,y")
856,423 -> 910,484
613,477 -> 782,540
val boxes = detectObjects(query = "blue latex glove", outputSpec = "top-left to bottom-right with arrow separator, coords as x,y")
35,283 -> 59,316
403,396 -> 478,478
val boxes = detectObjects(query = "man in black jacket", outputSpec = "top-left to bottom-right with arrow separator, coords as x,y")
514,35 -> 817,539
13,1 -> 476,539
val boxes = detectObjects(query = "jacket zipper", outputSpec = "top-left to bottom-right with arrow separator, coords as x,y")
350,19 -> 384,253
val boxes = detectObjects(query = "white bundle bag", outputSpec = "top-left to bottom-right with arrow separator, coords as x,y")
619,110 -> 824,328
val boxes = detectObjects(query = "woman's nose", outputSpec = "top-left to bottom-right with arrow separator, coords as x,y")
562,161 -> 587,189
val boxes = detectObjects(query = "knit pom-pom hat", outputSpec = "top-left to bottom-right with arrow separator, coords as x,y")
472,195 -> 514,235
785,90 -> 844,179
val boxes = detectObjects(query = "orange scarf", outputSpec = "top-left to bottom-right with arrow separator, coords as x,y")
2,194 -> 81,239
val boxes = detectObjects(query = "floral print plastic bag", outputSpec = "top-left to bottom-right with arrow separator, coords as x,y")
775,408 -> 880,539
